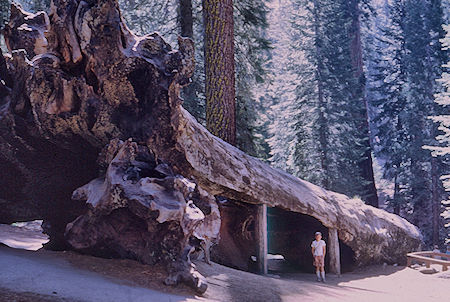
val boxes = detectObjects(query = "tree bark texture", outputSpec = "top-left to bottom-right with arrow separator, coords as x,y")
203,0 -> 236,145
348,0 -> 379,207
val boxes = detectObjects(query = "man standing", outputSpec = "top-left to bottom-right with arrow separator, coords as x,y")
311,231 -> 326,282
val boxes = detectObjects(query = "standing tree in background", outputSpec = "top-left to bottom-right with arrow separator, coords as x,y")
203,0 -> 236,145
234,0 -> 271,157
265,0 -> 299,172
370,0 -> 447,246
425,24 -> 450,246
347,0 -> 379,207
269,0 -> 376,203
368,0 -> 409,215
179,0 -> 193,38
178,0 -> 200,120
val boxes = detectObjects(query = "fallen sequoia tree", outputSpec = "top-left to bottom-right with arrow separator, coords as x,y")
0,0 -> 422,293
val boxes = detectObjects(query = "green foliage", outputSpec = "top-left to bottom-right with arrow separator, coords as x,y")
234,0 -> 271,157
268,0 -> 374,201
369,0 -> 448,246
425,24 -> 450,245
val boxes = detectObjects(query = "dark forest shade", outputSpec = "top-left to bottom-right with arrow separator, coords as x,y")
178,0 -> 198,120
203,0 -> 236,145
179,0 -> 193,38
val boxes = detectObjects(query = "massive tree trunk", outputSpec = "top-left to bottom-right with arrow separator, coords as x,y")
203,0 -> 236,145
1,0 -> 421,294
348,0 -> 379,207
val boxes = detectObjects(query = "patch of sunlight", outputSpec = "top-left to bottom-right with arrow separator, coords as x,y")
0,220 -> 49,251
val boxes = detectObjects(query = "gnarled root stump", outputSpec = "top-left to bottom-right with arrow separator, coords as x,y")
65,139 -> 218,293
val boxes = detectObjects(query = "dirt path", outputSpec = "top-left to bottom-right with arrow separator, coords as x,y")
196,261 -> 449,302
1,245 -> 448,302
0,246 -> 196,302
0,223 -> 448,302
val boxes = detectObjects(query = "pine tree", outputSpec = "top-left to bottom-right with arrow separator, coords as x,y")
269,0 -> 375,202
265,0 -> 299,172
369,0 -> 447,246
233,0 -> 271,156
425,24 -> 450,245
347,0 -> 379,207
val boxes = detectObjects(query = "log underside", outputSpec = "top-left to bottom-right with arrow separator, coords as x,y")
0,0 -> 421,293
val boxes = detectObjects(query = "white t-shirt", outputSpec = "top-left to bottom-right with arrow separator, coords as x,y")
311,240 -> 326,256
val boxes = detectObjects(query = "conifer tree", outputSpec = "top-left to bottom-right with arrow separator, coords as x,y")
425,24 -> 450,245
370,0 -> 447,245
269,0 -> 376,202
234,0 -> 271,156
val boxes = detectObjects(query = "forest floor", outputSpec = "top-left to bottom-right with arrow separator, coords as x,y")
0,223 -> 448,302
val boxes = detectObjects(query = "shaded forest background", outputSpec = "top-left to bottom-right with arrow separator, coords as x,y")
0,0 -> 449,248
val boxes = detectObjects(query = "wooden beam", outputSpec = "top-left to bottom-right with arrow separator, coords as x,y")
256,204 -> 268,274
328,228 -> 341,275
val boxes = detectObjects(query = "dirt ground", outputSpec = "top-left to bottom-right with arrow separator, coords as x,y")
0,222 -> 448,302
1,244 -> 448,302
196,260 -> 449,302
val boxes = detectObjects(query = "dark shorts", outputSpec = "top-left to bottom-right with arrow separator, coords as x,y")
313,255 -> 324,268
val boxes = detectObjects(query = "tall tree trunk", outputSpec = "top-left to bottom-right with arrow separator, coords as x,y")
203,0 -> 236,145
431,157 -> 440,245
313,0 -> 329,189
393,172 -> 400,215
348,0 -> 379,207
179,0 -> 193,38
178,0 -> 198,119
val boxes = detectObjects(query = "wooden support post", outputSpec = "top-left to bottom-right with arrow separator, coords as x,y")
256,204 -> 268,275
328,228 -> 341,276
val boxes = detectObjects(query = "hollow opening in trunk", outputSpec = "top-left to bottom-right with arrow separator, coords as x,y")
211,201 -> 356,275
267,207 -> 355,274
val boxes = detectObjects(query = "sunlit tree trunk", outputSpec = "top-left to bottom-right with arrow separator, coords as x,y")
348,0 -> 379,207
203,0 -> 236,145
